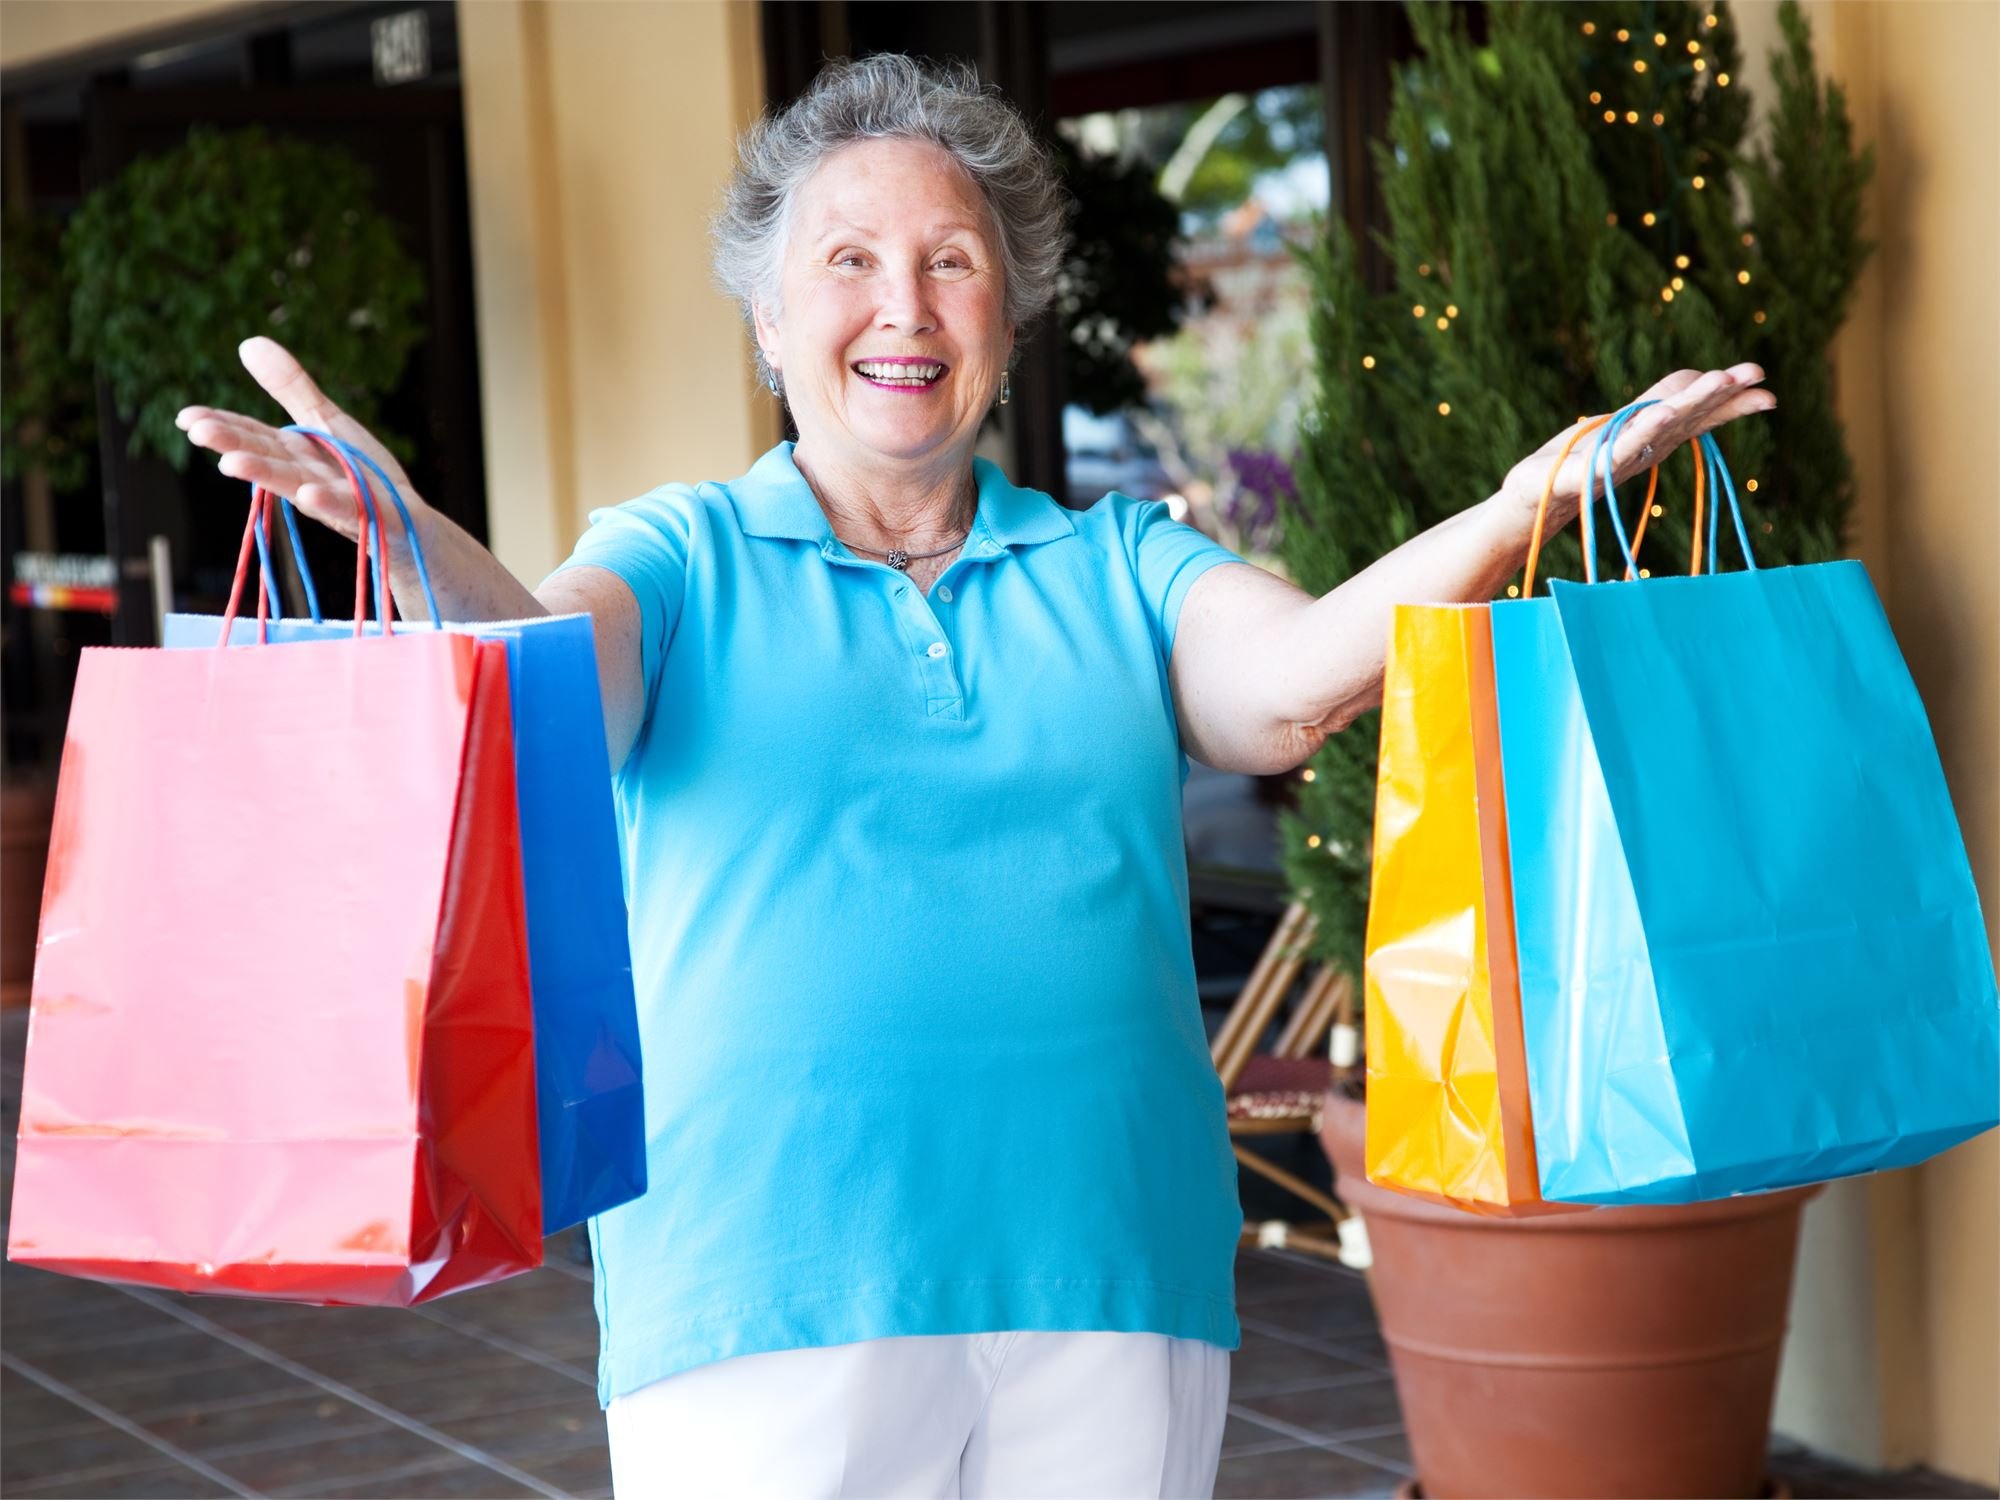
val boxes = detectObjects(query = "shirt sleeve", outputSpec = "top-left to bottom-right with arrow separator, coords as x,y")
1116,494 -> 1247,664
546,484 -> 698,730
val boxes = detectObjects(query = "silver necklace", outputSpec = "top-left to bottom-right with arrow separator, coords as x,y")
834,531 -> 971,571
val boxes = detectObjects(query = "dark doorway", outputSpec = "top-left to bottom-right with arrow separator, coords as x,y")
1,1 -> 484,777
758,0 -> 1417,505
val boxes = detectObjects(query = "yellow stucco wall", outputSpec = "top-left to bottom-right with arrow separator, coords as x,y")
1750,0 -> 2000,1484
1846,3 -> 2000,1481
459,0 -> 778,586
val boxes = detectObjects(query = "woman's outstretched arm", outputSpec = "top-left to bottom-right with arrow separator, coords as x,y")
1167,364 -> 1776,775
180,337 -> 649,770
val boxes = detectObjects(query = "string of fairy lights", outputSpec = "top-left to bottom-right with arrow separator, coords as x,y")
1579,11 -> 1764,320
1306,8 -> 1772,818
1353,7 -> 1766,395
1348,10 -> 1770,467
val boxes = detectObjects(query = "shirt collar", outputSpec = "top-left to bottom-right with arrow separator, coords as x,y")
726,442 -> 1076,552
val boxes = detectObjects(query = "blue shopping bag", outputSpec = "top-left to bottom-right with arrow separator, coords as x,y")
1490,407 -> 1999,1205
165,431 -> 645,1233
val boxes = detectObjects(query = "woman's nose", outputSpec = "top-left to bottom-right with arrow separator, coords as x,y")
875,266 -> 937,335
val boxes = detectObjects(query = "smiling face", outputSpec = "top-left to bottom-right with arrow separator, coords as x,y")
753,137 -> 1012,481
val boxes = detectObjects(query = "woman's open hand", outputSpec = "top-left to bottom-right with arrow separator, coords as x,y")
175,336 -> 422,546
1503,363 -> 1777,532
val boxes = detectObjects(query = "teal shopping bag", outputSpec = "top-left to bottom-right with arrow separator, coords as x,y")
165,431 -> 645,1233
1490,407 -> 1999,1205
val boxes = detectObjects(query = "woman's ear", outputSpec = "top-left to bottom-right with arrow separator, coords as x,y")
751,299 -> 782,379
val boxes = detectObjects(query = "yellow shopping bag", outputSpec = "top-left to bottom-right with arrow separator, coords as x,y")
1362,602 -> 1554,1212
1362,411 -> 1691,1212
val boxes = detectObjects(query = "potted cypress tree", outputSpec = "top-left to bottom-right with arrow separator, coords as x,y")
1279,4 -> 1873,1494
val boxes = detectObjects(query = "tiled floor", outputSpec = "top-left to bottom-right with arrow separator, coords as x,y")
4,1009 -> 1994,1499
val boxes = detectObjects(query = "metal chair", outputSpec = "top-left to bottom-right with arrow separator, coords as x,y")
1210,901 -> 1356,1262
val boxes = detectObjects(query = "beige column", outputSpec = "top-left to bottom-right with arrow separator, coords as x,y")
1741,1 -> 1999,1483
459,0 -> 781,588
1862,2 -> 2000,1480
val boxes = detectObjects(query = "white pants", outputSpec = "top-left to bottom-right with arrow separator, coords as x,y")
606,1331 -> 1232,1499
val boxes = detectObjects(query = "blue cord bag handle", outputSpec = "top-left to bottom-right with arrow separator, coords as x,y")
247,428 -> 443,628
1579,399 -> 1759,585
217,442 -> 396,646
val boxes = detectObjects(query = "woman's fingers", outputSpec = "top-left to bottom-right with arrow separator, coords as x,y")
181,342 -> 415,527
1668,363 -> 1772,428
1633,368 -> 1710,406
238,336 -> 340,429
1626,364 -> 1755,427
176,343 -> 422,555
1610,365 -> 1773,483
175,403 -> 367,538
213,454 -> 304,502
181,410 -> 296,466
237,337 -> 415,489
213,454 -> 365,537
1511,364 -> 1774,526
184,411 -> 332,493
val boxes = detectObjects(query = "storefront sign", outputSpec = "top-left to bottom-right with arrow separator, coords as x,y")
371,10 -> 430,86
9,553 -> 117,614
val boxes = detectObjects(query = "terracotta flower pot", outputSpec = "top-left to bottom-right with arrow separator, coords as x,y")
1320,1089 -> 1813,1499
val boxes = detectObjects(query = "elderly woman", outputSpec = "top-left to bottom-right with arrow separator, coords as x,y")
181,54 -> 1772,1500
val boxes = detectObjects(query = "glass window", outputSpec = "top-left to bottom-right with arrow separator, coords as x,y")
1057,84 -> 1327,570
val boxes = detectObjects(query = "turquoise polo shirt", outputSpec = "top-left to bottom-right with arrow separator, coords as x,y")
555,442 -> 1249,1406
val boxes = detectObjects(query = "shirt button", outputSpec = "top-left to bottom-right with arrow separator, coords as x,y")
926,641 -> 948,659
936,585 -> 953,603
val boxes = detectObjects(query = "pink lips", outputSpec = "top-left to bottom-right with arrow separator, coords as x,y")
851,356 -> 949,393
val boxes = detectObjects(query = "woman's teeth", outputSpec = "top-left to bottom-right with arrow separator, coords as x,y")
854,361 -> 945,386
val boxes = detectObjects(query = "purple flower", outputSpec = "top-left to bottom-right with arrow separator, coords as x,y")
1223,448 -> 1297,541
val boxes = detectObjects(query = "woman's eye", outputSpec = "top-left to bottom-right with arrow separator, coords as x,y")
835,252 -> 869,268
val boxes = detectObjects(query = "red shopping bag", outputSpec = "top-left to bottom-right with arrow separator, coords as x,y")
6,474 -> 542,1304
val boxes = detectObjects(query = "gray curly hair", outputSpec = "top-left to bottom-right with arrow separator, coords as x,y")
712,54 -> 1069,384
